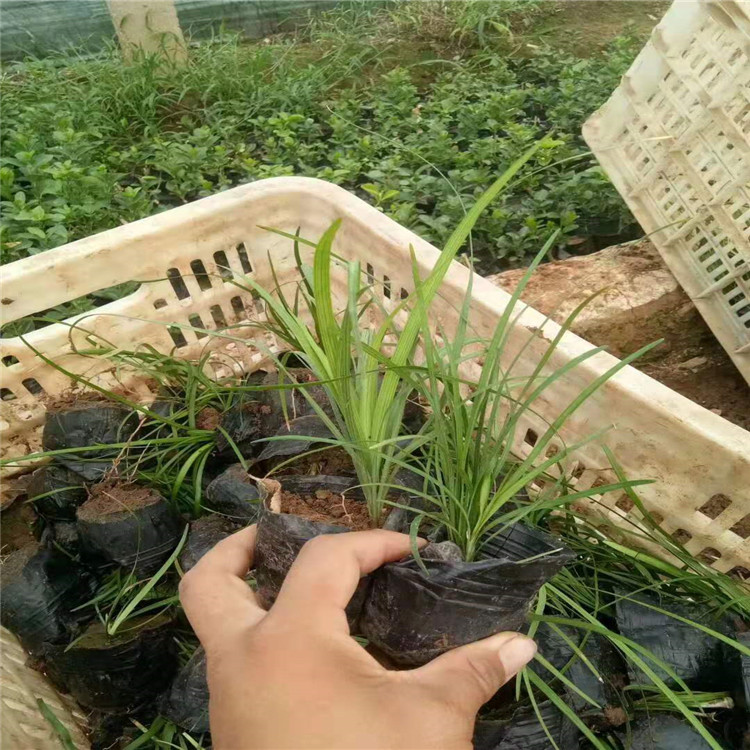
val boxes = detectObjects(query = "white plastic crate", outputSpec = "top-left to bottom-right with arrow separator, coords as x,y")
1,177 -> 750,747
583,0 -> 750,384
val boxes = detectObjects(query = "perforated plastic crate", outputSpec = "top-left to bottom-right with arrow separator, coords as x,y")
583,0 -> 750,384
2,177 -> 750,747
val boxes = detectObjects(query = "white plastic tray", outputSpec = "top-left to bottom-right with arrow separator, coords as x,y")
583,0 -> 750,384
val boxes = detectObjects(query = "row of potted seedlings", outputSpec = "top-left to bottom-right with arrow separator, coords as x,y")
3,358 -> 747,749
1,373 -> 568,745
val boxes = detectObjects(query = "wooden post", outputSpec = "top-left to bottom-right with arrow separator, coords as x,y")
108,0 -> 187,63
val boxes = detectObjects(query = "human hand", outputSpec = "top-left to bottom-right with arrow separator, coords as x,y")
179,526 -> 537,750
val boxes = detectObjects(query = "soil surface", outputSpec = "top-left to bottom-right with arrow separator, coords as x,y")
0,494 -> 37,556
639,339 -> 750,432
281,489 -> 372,530
491,240 -> 750,432
540,1 -> 670,56
276,447 -> 356,477
44,390 -> 124,412
0,542 -> 38,578
196,407 -> 221,431
78,483 -> 161,520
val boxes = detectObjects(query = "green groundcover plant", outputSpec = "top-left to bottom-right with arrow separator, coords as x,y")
1,0 -> 641,311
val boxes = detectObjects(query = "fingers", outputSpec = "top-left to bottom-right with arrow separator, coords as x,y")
271,529 -> 421,632
408,632 -> 537,713
179,525 -> 266,651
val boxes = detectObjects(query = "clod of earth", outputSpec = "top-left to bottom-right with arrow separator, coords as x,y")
0,544 -> 97,655
204,464 -> 262,523
76,483 -> 185,576
42,615 -> 176,711
42,403 -> 140,481
361,522 -> 573,667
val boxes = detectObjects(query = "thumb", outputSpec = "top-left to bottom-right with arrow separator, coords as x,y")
408,632 -> 537,712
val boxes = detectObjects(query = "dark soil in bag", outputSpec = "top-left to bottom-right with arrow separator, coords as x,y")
624,715 -> 714,749
42,402 -> 140,481
42,521 -> 81,557
361,522 -> 573,667
204,464 -> 262,523
161,646 -> 210,734
256,368 -> 332,431
88,711 -> 145,750
739,632 -> 750,707
474,699 -> 579,750
253,414 -> 349,474
0,544 -> 96,654
254,476 -> 372,627
530,623 -> 627,717
28,463 -> 87,521
76,483 -> 185,576
179,515 -> 237,571
615,590 -> 737,691
215,369 -> 328,459
43,615 -> 176,711
214,389 -> 266,459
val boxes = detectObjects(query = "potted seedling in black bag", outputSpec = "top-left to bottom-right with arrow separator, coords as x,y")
76,482 -> 185,576
43,614 -> 177,711
234,147 -> 548,619
42,397 -> 140,481
359,226 -> 660,665
0,543 -> 97,655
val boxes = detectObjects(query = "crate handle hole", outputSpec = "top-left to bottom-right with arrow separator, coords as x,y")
729,514 -> 750,539
615,495 -> 634,513
698,493 -> 732,519
190,259 -> 213,291
236,243 -> 253,274
213,250 -> 233,280
230,296 -> 245,318
168,326 -> 189,348
697,547 -> 721,564
188,315 -> 207,339
22,378 -> 44,396
672,528 -> 692,545
1,355 -> 19,367
167,268 -> 190,301
210,305 -> 227,329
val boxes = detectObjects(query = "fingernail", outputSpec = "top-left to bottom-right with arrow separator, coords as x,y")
499,634 -> 537,676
